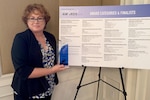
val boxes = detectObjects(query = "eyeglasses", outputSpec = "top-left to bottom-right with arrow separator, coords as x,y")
27,17 -> 45,22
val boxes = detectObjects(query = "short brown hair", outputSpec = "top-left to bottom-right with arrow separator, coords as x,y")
22,3 -> 50,25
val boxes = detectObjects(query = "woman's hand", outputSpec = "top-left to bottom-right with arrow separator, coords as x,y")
28,64 -> 68,78
51,64 -> 68,73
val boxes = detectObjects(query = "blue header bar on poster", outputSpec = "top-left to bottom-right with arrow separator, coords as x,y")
60,4 -> 150,18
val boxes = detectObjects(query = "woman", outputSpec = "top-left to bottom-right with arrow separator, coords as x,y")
11,3 -> 67,100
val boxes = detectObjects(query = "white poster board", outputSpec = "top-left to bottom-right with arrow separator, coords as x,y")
59,4 -> 150,69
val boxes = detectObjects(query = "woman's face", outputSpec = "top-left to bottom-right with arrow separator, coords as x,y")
27,10 -> 46,33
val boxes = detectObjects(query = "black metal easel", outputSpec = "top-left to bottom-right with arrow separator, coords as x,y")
74,65 -> 127,100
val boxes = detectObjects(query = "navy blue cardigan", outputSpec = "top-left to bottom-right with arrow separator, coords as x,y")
11,29 -> 58,98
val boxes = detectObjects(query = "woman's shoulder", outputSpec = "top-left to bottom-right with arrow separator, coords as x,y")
16,29 -> 32,36
14,29 -> 35,42
44,31 -> 56,40
44,31 -> 54,36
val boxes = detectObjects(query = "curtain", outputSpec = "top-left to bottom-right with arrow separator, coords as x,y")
121,0 -> 150,5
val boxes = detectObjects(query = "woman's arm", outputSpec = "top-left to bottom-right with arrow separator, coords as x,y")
28,64 -> 66,78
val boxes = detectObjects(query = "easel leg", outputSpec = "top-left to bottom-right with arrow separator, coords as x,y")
96,67 -> 101,100
74,67 -> 127,100
74,66 -> 87,100
119,68 -> 127,100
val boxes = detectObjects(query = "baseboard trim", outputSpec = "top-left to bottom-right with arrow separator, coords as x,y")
0,73 -> 13,98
